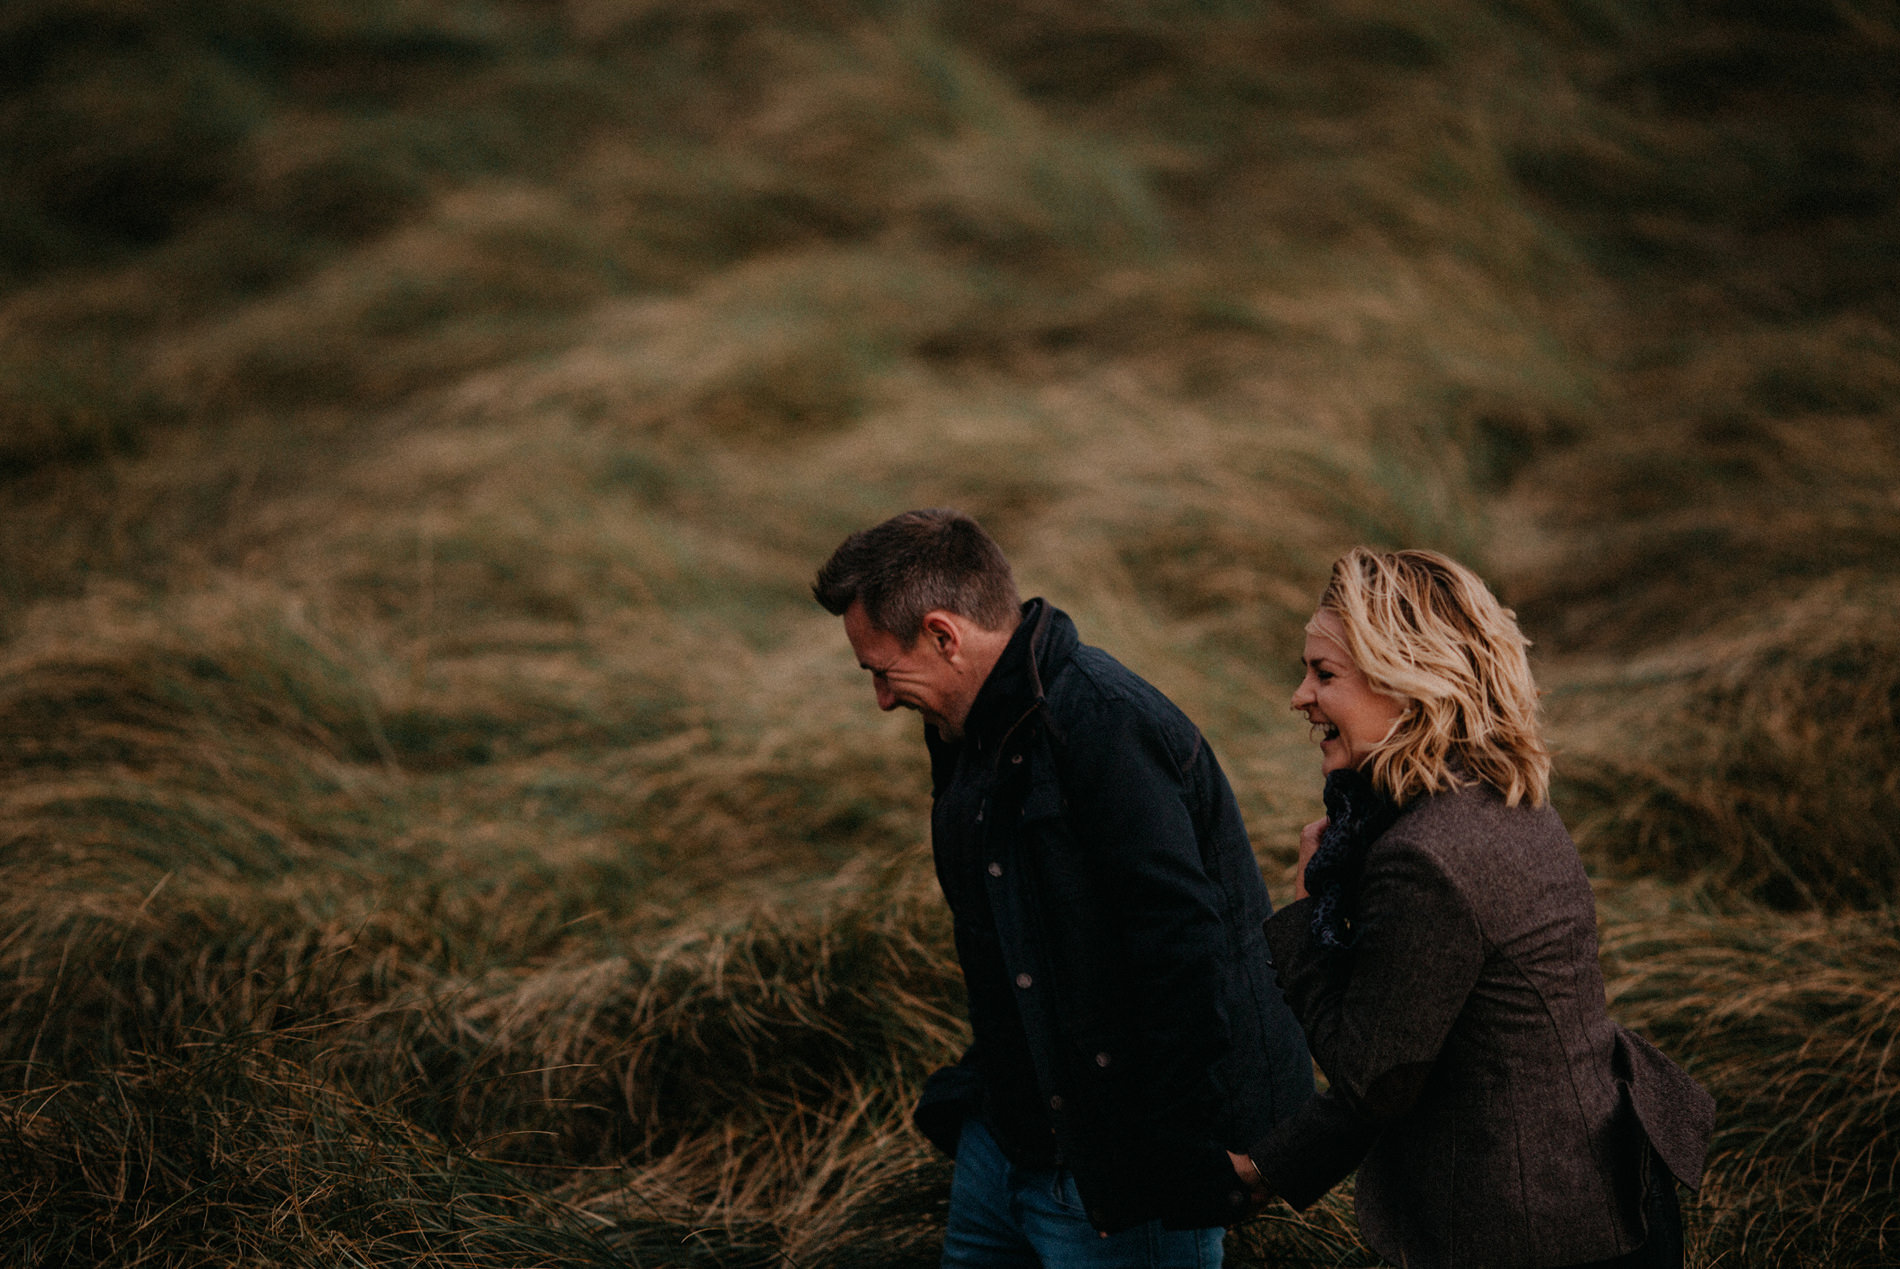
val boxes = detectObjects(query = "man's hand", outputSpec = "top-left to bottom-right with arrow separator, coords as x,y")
1293,817 -> 1328,901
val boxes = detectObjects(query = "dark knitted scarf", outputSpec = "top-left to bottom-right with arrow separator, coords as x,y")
1305,767 -> 1401,955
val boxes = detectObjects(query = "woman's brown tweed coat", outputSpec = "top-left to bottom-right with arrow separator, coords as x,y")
1250,781 -> 1713,1269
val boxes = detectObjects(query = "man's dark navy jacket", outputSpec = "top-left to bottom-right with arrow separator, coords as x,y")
913,598 -> 1313,1233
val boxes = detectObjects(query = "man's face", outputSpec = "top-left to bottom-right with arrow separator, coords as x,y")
843,601 -> 967,735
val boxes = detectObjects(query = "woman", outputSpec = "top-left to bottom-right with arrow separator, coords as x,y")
1235,548 -> 1713,1269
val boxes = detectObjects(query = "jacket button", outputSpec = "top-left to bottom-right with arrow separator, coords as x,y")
1094,1052 -> 1111,1068
1015,973 -> 1033,989
1049,1095 -> 1064,1111
987,861 -> 1003,877
1010,753 -> 1023,764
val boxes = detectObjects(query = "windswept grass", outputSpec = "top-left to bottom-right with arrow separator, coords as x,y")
1601,900 -> 1900,1265
2,0 -> 1896,1264
1550,576 -> 1900,910
1,1049 -> 701,1269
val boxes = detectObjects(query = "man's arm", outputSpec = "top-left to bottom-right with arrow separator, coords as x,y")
1056,703 -> 1245,1183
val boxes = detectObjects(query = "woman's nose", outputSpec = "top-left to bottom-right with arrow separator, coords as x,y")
1290,677 -> 1314,711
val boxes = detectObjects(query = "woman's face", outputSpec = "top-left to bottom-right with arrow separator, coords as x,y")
1292,610 -> 1407,774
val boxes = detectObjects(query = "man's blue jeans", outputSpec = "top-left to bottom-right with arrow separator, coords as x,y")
941,1118 -> 1225,1269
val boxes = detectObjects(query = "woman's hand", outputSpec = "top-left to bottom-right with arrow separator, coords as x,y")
1293,817 -> 1328,901
1228,1149 -> 1270,1210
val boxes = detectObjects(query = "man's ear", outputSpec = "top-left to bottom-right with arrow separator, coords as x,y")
919,611 -> 962,661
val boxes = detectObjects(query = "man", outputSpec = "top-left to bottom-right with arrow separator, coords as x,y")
813,508 -> 1312,1268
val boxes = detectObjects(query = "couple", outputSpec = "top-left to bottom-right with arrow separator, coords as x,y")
812,509 -> 1714,1269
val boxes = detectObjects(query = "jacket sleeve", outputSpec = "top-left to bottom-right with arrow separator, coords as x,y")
1247,1088 -> 1377,1210
1055,703 -> 1245,1203
1262,840 -> 1484,1124
913,1044 -> 984,1158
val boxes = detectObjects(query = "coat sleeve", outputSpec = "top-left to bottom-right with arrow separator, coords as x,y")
1247,1088 -> 1378,1210
1054,703 -> 1246,1203
913,1044 -> 984,1158
1262,840 -> 1484,1124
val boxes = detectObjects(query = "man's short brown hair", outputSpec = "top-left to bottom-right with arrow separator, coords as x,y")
812,509 -> 1022,642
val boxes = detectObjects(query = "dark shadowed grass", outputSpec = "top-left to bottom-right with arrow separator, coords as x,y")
0,865 -> 966,1265
0,1048 -> 792,1269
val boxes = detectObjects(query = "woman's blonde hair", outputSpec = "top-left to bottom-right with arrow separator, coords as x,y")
1319,547 -> 1551,807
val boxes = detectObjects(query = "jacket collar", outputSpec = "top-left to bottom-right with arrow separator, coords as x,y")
951,597 -> 1076,749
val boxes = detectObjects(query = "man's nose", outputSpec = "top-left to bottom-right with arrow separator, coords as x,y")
874,679 -> 898,711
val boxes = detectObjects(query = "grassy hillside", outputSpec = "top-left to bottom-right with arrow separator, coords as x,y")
2,0 -> 1896,1264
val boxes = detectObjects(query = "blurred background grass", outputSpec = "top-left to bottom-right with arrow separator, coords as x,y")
1,0 -> 1895,1263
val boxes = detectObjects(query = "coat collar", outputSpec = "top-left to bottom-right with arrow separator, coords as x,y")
938,598 -> 1077,750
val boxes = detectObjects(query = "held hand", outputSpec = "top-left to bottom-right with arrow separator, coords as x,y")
1227,1149 -> 1270,1209
1293,817 -> 1328,902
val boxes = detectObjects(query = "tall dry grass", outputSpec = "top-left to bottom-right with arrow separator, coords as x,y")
1549,576 -> 1900,910
1600,897 -> 1900,1265
2,0 -> 1896,1264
